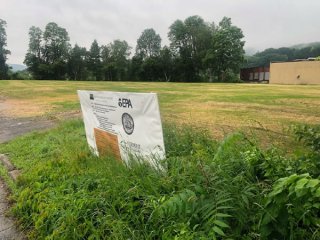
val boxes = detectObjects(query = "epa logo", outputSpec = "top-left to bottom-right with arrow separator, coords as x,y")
118,98 -> 133,108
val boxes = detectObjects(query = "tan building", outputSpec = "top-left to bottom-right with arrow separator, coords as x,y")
269,61 -> 320,84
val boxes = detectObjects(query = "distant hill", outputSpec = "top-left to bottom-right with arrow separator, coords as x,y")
244,47 -> 257,56
8,64 -> 27,72
290,42 -> 320,49
243,42 -> 320,68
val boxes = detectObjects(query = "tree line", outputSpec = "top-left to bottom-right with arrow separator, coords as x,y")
0,16 -> 245,82
244,43 -> 320,68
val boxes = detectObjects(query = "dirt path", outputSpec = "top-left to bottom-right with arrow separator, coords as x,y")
0,115 -> 55,144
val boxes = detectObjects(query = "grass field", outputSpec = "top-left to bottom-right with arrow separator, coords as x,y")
1,80 -> 320,148
1,80 -> 320,239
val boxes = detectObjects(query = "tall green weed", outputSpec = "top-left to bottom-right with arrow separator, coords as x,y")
0,120 -> 320,239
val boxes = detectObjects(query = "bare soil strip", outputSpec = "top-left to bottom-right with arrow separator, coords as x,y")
0,181 -> 25,240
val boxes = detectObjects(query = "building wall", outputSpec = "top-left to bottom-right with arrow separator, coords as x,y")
270,61 -> 320,84
240,66 -> 269,82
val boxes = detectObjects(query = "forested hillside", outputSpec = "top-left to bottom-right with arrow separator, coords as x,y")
244,42 -> 320,68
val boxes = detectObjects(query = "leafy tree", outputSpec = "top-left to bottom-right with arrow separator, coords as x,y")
28,26 -> 42,59
134,28 -> 162,81
24,22 -> 70,80
68,44 -> 87,80
24,26 -> 43,79
168,16 -> 213,81
99,40 -> 131,81
101,44 -> 112,80
140,56 -> 163,81
136,28 -> 161,59
127,55 -> 143,81
42,22 -> 70,79
205,17 -> 245,82
87,40 -> 102,80
159,46 -> 174,82
0,19 -> 10,79
108,40 -> 131,81
42,23 -> 70,64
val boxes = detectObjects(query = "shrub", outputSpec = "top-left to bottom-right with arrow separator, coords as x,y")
292,125 -> 320,177
260,174 -> 320,240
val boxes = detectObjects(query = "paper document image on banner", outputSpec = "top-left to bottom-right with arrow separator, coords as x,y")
78,90 -> 166,167
94,128 -> 121,160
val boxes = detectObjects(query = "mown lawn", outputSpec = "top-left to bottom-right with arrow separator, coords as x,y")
1,80 -> 320,149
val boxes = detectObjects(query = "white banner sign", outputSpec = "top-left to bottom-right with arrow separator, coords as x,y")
78,90 -> 165,167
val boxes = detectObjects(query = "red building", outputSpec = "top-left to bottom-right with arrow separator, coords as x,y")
240,66 -> 270,82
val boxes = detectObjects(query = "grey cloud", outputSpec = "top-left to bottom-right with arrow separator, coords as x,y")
1,0 -> 319,64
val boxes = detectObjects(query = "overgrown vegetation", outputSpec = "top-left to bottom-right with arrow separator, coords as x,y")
0,120 -> 320,239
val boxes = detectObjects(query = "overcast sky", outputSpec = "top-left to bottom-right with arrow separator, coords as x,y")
1,0 -> 319,64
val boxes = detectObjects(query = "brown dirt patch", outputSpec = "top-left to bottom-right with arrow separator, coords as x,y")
1,99 -> 53,118
1,94 -> 77,118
